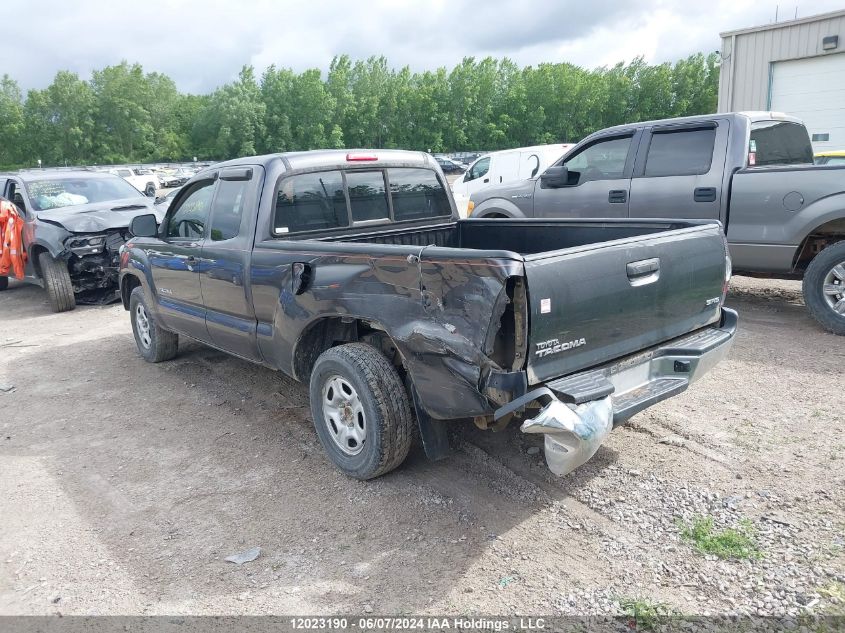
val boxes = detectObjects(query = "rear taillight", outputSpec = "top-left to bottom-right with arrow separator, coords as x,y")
346,153 -> 378,162
720,232 -> 732,306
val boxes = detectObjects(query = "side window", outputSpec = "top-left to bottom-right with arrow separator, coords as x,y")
388,168 -> 452,222
643,128 -> 716,177
346,171 -> 389,223
117,169 -> 131,178
7,181 -> 26,214
564,136 -> 632,184
749,121 -> 814,167
466,157 -> 490,182
274,170 -> 347,234
166,180 -> 215,239
209,179 -> 248,241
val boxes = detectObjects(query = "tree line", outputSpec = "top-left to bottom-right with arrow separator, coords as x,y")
0,53 -> 720,169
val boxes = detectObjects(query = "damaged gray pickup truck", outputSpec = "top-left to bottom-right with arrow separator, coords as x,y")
119,150 -> 737,479
0,169 -> 162,311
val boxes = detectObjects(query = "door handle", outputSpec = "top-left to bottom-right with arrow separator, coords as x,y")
608,189 -> 627,203
694,187 -> 717,202
185,255 -> 198,265
626,257 -> 660,286
483,178 -> 489,183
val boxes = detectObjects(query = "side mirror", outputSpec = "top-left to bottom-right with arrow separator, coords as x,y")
540,165 -> 569,188
129,214 -> 159,238
154,195 -> 165,204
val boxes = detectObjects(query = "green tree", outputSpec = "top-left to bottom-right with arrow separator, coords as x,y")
0,75 -> 24,166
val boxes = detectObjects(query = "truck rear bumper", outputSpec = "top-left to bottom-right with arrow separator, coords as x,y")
494,308 -> 738,475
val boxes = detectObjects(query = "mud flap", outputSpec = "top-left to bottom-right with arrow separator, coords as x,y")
410,385 -> 451,461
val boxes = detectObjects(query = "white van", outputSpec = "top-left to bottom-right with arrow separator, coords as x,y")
451,144 -> 574,216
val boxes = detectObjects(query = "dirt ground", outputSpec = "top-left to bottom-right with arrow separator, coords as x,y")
0,276 -> 842,617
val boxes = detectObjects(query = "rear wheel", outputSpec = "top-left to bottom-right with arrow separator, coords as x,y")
309,343 -> 413,479
38,252 -> 75,312
803,240 -> 845,335
144,183 -> 156,197
129,286 -> 178,362
0,276 -> 7,291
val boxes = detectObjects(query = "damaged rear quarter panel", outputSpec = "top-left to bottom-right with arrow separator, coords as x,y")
249,239 -> 525,420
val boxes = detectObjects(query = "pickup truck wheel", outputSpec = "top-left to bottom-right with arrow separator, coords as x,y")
129,287 -> 178,362
38,252 -> 75,312
0,276 -> 8,291
310,343 -> 413,480
803,240 -> 845,335
144,183 -> 156,197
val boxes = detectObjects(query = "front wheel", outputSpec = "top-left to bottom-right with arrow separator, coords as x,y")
803,240 -> 845,335
129,286 -> 178,362
309,343 -> 413,480
38,252 -> 75,312
144,183 -> 157,197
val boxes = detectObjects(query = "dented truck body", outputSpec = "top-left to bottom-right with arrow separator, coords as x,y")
119,150 -> 736,476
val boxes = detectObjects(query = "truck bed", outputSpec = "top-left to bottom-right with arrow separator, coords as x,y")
323,218 -> 694,255
319,217 -> 728,384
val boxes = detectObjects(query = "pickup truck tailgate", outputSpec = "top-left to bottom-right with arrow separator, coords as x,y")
524,223 -> 727,384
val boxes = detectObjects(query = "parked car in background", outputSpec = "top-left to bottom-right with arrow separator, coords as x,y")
433,155 -> 466,174
0,169 -> 163,311
452,144 -> 575,216
109,167 -> 159,197
154,186 -> 181,212
815,150 -> 845,165
119,149 -> 735,480
163,167 -> 194,188
469,112 -> 845,335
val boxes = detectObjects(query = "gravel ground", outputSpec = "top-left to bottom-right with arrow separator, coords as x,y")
0,275 -> 842,617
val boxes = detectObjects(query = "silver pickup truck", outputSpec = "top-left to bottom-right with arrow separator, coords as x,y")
469,112 -> 845,335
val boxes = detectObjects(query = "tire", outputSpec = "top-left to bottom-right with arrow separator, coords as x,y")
0,276 -> 7,291
144,183 -> 156,197
129,286 -> 178,362
38,252 -> 75,312
803,240 -> 845,335
309,342 -> 413,480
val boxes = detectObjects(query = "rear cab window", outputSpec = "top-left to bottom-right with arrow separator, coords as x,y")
273,166 -> 451,236
274,170 -> 347,234
347,171 -> 389,223
748,120 -> 813,167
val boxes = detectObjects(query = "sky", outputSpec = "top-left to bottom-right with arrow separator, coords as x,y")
4,0 -> 843,94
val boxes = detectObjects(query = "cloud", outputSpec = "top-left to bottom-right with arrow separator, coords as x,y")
3,0 -> 843,94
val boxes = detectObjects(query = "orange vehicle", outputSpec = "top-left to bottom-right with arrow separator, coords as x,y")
0,197 -> 26,284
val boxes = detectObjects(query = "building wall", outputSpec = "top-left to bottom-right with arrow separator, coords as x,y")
718,10 -> 845,112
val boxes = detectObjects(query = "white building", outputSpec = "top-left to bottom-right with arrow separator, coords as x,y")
718,9 -> 845,151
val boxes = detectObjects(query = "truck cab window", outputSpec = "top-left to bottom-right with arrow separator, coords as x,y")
274,170 -> 347,234
466,157 -> 490,182
644,128 -> 716,177
749,121 -> 813,167
564,136 -> 631,184
388,168 -> 451,221
347,171 -> 389,223
166,181 -> 215,239
209,179 -> 248,241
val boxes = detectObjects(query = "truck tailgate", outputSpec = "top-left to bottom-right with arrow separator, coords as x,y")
524,223 -> 727,384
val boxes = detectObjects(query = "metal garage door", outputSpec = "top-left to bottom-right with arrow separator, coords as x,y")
770,53 -> 845,152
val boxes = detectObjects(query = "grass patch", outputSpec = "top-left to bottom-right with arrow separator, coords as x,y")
679,516 -> 761,560
619,597 -> 673,630
819,581 -> 845,611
